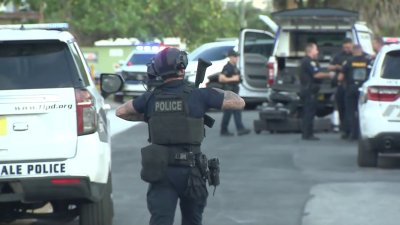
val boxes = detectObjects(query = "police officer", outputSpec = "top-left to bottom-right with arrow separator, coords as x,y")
339,45 -> 370,141
116,47 -> 245,225
299,42 -> 333,140
367,36 -> 385,74
328,38 -> 353,139
219,49 -> 250,136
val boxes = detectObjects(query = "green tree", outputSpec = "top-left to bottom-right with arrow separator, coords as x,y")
31,0 -> 241,48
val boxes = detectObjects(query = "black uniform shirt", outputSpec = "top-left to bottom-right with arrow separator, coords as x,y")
133,80 -> 224,118
221,62 -> 240,93
330,51 -> 353,69
330,51 -> 352,86
299,56 -> 321,90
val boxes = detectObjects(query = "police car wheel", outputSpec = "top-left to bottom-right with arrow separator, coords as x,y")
357,139 -> 378,167
79,176 -> 113,225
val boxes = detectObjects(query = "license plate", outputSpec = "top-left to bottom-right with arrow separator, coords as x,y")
0,117 -> 6,136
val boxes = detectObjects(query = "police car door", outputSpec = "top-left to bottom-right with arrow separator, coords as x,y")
352,23 -> 374,56
239,29 -> 275,92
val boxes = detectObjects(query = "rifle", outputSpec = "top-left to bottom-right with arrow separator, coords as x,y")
195,58 -> 215,128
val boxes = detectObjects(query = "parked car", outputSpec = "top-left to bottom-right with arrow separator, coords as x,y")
358,44 -> 400,167
114,48 -> 158,102
0,23 -> 123,224
185,40 -> 237,87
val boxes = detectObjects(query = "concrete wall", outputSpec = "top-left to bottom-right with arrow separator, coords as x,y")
81,45 -> 133,75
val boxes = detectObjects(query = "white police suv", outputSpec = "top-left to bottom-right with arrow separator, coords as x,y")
358,44 -> 400,167
0,23 -> 123,224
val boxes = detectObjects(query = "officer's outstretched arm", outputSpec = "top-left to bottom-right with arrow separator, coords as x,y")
213,88 -> 245,110
115,100 -> 144,121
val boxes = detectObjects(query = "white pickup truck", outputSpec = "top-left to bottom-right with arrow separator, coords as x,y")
245,8 -> 375,133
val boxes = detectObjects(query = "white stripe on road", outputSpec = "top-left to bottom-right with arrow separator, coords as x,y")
302,182 -> 400,225
107,109 -> 140,136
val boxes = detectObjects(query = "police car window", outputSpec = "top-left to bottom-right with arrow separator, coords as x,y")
128,53 -> 156,65
0,40 -> 80,90
189,46 -> 233,61
70,42 -> 91,85
381,50 -> 400,79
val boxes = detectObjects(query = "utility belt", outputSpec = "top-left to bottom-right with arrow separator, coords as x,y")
140,144 -> 202,183
140,144 -> 220,193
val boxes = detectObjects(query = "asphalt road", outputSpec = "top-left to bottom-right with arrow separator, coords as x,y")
11,109 -> 400,225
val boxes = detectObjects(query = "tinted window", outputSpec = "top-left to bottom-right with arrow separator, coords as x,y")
244,32 -> 274,57
290,31 -> 346,57
189,46 -> 233,61
128,53 -> 156,65
0,41 -> 81,90
381,50 -> 400,79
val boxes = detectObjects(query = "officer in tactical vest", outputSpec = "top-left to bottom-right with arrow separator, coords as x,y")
116,47 -> 245,225
339,45 -> 370,141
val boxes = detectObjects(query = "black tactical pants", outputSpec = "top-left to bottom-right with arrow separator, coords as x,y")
335,85 -> 349,134
344,89 -> 360,140
301,91 -> 317,138
147,167 -> 207,225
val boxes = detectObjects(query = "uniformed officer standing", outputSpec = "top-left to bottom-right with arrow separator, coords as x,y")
299,42 -> 333,140
116,47 -> 245,225
339,45 -> 370,141
328,38 -> 353,139
219,49 -> 250,136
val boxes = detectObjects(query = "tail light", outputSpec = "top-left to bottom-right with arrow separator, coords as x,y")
367,86 -> 400,102
75,89 -> 97,135
267,62 -> 275,87
51,178 -> 81,184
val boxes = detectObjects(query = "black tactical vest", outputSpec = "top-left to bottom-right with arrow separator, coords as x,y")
349,56 -> 369,87
146,86 -> 204,145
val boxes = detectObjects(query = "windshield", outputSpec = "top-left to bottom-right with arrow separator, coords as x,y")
188,45 -> 234,61
0,41 -> 80,90
127,53 -> 156,66
381,50 -> 400,79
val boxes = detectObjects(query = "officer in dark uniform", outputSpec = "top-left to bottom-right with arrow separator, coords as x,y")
299,42 -> 333,140
339,45 -> 370,141
219,49 -> 250,136
116,47 -> 245,225
328,38 -> 353,139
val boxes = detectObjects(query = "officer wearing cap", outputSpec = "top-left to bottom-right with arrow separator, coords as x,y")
219,49 -> 250,136
116,47 -> 245,225
339,45 -> 370,140
299,42 -> 333,140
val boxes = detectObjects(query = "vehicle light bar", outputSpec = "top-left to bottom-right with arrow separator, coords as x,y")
0,23 -> 69,31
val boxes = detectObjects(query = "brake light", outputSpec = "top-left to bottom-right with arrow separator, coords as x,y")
75,89 -> 97,135
367,86 -> 400,101
51,178 -> 81,184
267,62 -> 275,87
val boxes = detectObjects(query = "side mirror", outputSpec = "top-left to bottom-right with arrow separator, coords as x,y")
100,73 -> 124,98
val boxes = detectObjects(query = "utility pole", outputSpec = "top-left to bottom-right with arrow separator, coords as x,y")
239,0 -> 247,28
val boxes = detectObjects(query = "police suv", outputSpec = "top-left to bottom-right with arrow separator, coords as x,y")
358,44 -> 400,167
0,23 -> 123,224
